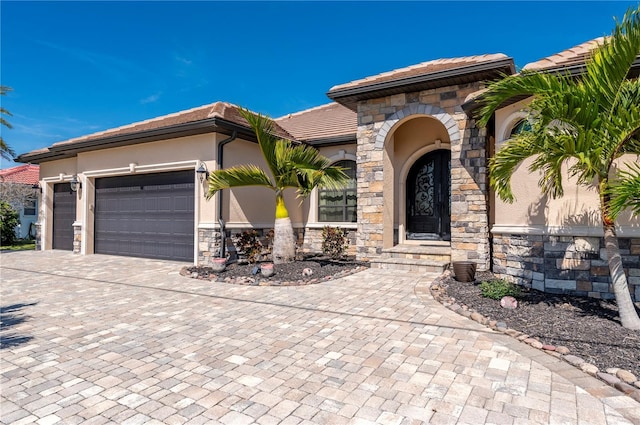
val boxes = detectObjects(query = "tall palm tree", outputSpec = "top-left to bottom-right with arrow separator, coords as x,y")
1,86 -> 15,161
477,6 -> 640,330
206,108 -> 349,264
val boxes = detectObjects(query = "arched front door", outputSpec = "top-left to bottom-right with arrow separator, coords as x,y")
406,149 -> 451,241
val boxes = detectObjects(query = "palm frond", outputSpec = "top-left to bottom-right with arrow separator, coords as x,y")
205,165 -> 274,200
0,138 -> 15,161
489,133 -> 545,202
238,107 -> 281,181
582,7 -> 640,115
609,161 -> 640,218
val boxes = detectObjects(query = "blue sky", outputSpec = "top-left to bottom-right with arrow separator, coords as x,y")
1,1 -> 637,168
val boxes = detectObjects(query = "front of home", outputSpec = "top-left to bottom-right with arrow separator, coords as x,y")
17,40 -> 640,301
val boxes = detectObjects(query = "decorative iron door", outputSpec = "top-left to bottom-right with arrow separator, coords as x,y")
406,150 -> 451,240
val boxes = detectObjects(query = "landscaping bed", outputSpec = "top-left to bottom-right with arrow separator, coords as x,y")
433,271 -> 640,380
182,255 -> 369,286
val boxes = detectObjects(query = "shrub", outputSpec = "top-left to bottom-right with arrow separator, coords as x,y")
322,226 -> 348,259
0,201 -> 19,246
235,230 -> 263,263
479,279 -> 521,300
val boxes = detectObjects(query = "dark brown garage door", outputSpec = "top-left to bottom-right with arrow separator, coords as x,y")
53,183 -> 77,250
94,170 -> 195,261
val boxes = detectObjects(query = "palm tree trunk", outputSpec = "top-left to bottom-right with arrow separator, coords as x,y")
272,192 -> 296,264
603,223 -> 640,330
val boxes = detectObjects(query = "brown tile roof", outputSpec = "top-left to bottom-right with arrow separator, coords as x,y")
522,37 -> 605,71
0,164 -> 39,184
275,103 -> 356,142
50,101 -> 292,149
329,54 -> 510,93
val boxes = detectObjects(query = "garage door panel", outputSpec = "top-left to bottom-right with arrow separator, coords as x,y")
95,170 -> 194,261
53,183 -> 77,250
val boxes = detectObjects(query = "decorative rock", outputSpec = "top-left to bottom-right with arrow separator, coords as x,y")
525,338 -> 543,349
614,381 -> 636,395
564,355 -> 585,367
500,296 -> 518,309
505,329 -> 521,338
496,322 -> 508,330
191,272 -> 199,279
635,381 -> 640,390
470,312 -> 485,324
542,344 -> 556,351
597,372 -> 620,386
517,334 -> 529,341
616,370 -> 637,384
302,268 -> 313,277
580,363 -> 599,376
556,346 -> 570,355
631,390 -> 640,403
179,267 -> 190,276
459,310 -> 472,318
606,367 -> 621,375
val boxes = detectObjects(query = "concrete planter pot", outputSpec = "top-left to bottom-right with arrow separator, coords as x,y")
261,263 -> 275,277
211,258 -> 227,272
452,261 -> 476,283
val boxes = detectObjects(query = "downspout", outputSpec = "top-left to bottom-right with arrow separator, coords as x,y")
217,130 -> 237,258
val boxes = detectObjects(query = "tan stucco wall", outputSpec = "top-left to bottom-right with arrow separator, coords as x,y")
391,116 -> 450,228
494,100 -> 639,234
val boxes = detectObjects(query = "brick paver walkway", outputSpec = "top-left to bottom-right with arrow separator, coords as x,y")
1,251 -> 639,424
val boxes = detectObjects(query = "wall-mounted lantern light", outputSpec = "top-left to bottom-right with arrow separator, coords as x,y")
196,163 -> 209,183
70,175 -> 81,192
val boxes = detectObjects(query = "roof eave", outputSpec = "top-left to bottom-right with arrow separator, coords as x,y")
327,58 -> 516,110
463,56 -> 640,117
304,134 -> 357,147
16,118 -> 258,164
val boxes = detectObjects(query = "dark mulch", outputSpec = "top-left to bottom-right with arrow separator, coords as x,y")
185,255 -> 369,286
438,271 -> 640,378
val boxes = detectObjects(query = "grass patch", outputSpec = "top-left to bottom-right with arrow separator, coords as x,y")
1,240 -> 36,251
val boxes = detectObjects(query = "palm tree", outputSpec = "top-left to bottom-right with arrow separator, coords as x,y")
477,7 -> 640,330
1,86 -> 15,161
206,108 -> 349,264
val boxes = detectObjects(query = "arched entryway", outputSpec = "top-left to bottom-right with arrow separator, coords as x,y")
406,149 -> 451,241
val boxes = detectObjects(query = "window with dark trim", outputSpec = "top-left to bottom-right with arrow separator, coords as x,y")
509,119 -> 532,137
318,160 -> 356,222
24,198 -> 36,216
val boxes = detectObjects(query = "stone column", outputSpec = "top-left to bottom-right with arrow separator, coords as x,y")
73,223 -> 82,254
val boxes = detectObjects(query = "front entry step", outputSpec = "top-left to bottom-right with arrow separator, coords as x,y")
370,243 -> 451,273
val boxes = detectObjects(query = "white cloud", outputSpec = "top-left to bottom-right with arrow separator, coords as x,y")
140,93 -> 162,104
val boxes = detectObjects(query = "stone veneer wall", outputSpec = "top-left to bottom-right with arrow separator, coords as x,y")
198,226 -> 345,265
34,222 -> 42,251
493,234 -> 640,301
73,223 -> 82,254
355,84 -> 490,269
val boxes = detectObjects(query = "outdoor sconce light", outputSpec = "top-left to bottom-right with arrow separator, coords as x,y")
70,175 -> 81,192
196,163 -> 209,183
32,183 -> 42,193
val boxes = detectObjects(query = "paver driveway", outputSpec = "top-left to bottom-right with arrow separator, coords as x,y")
1,251 -> 639,425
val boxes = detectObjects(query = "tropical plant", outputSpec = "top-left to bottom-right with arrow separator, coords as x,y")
206,108 -> 349,264
321,226 -> 349,259
477,6 -> 640,329
0,86 -> 15,161
479,279 -> 521,300
0,201 -> 20,245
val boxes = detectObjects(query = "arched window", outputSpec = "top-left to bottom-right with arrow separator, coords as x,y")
318,160 -> 356,222
509,119 -> 532,137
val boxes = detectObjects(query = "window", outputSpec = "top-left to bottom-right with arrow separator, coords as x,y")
318,160 -> 356,222
509,119 -> 532,137
24,198 -> 36,216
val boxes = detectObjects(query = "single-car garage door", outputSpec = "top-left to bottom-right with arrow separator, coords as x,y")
53,183 -> 77,250
95,170 -> 195,261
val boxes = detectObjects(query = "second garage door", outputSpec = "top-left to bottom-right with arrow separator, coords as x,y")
95,170 -> 195,261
